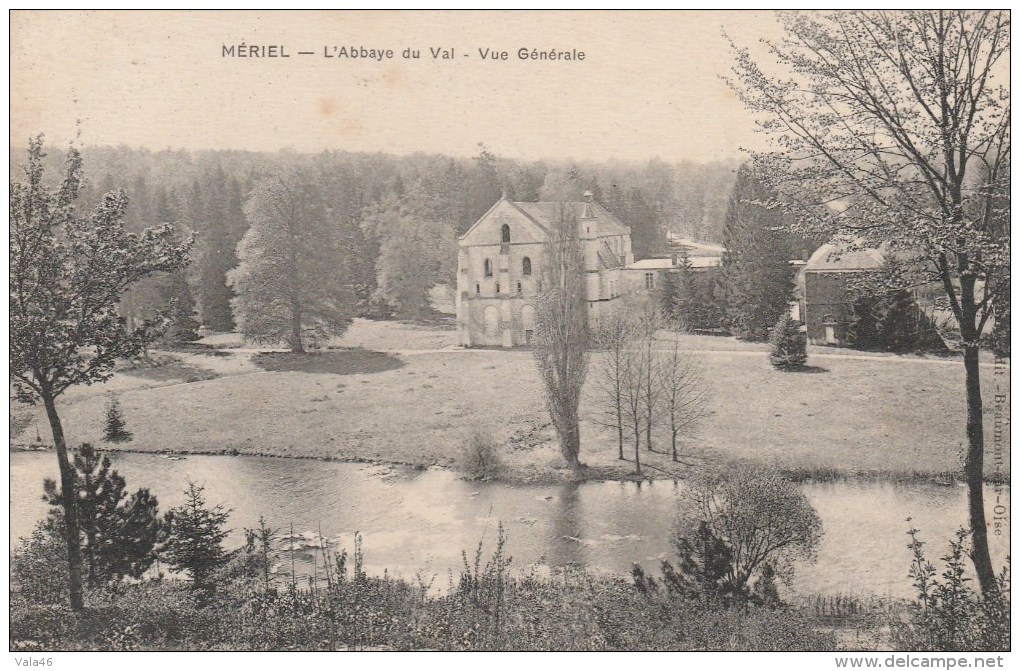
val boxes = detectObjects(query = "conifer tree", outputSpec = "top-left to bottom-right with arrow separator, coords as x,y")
44,443 -> 164,586
716,165 -> 796,340
163,272 -> 201,342
228,166 -> 356,351
102,394 -> 132,443
163,481 -> 231,593
769,314 -> 808,370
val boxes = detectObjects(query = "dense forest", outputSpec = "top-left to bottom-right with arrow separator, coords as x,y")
11,143 -> 737,331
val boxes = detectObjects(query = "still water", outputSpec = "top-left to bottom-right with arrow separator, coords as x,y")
9,452 -> 1010,599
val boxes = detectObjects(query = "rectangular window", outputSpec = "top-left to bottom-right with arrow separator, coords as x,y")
476,284 -> 480,295
496,282 -> 501,294
516,281 -> 522,294
645,272 -> 655,290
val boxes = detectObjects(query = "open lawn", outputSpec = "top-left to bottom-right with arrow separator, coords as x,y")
9,320 -> 1009,483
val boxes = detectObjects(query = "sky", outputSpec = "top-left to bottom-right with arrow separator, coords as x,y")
10,10 -> 785,164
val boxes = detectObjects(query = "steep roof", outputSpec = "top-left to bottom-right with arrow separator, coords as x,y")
512,201 -> 631,236
458,197 -> 633,243
804,243 -> 885,272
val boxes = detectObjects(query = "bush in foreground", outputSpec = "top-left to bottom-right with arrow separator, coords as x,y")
891,527 -> 1010,651
10,523 -> 835,651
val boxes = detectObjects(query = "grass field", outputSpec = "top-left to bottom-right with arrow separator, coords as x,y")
9,319 -> 1010,483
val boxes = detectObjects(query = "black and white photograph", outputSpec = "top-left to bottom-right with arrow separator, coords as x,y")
8,9 -> 1011,660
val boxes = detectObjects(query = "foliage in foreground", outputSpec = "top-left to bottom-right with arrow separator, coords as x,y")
10,523 -> 835,652
891,527 -> 1010,651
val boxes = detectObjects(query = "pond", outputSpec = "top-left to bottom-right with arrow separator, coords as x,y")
9,452 -> 1010,600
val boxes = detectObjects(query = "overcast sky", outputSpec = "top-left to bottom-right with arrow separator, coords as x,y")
10,10 -> 784,163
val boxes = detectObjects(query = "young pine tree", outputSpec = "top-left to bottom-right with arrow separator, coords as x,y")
769,314 -> 808,370
163,481 -> 231,593
103,394 -> 132,443
43,443 -> 165,586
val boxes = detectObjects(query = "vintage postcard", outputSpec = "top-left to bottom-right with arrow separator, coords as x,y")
8,9 -> 1010,660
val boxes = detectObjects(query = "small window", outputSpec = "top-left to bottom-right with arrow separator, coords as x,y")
496,282 -> 501,294
516,281 -> 522,294
476,284 -> 480,295
645,272 -> 655,290
501,224 -> 511,243
522,257 -> 532,276
484,259 -> 493,277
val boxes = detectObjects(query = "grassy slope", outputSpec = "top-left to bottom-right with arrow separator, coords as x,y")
10,320 -> 1010,483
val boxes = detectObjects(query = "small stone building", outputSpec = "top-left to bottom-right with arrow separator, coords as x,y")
798,243 -> 885,345
456,194 -> 633,347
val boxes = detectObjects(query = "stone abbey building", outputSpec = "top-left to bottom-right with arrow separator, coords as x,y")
456,194 -> 634,347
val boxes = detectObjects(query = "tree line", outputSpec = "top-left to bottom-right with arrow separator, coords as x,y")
13,143 -> 738,345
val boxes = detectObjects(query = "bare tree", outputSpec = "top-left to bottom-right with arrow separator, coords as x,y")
656,330 -> 710,463
533,204 -> 591,471
619,345 -> 646,475
592,305 -> 636,460
728,10 -> 1009,594
634,299 -> 665,452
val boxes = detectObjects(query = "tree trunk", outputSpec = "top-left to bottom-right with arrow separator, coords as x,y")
290,304 -> 304,353
633,430 -> 641,475
42,391 -> 85,612
671,428 -> 678,462
616,402 -> 624,460
963,345 -> 996,594
560,416 -> 582,471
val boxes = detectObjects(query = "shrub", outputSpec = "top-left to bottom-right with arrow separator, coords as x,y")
769,315 -> 807,370
460,425 -> 503,480
848,292 -> 947,354
10,523 -> 70,607
892,527 -> 1010,651
676,463 -> 822,597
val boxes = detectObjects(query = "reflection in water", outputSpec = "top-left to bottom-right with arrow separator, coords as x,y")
547,482 -> 584,568
9,452 -> 1010,599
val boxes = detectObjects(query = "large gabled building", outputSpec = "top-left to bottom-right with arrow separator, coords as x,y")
456,193 -> 633,347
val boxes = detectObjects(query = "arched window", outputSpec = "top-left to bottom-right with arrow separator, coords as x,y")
522,257 -> 532,276
484,259 -> 493,277
501,224 -> 511,243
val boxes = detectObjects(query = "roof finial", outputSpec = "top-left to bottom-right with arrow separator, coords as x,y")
583,190 -> 594,203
